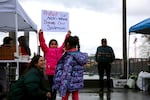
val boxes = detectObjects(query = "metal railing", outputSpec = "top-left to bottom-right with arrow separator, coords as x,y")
84,57 -> 150,79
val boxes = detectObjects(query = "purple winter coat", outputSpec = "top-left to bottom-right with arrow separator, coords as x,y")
52,51 -> 88,97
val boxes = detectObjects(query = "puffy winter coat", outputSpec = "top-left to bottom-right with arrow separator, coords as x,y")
39,32 -> 69,75
52,51 -> 88,97
8,67 -> 49,100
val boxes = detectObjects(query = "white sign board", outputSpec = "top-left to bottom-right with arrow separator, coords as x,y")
41,10 -> 69,32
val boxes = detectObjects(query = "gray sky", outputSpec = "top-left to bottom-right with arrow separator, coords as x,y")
1,0 -> 150,58
21,0 -> 150,15
18,0 -> 150,58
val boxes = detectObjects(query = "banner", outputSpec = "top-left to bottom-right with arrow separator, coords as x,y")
41,10 -> 69,32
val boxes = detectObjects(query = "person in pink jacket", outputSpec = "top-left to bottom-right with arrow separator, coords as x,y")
38,29 -> 71,100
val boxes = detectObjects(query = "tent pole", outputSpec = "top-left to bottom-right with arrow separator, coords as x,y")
37,31 -> 40,55
15,12 -> 19,80
127,34 -> 130,79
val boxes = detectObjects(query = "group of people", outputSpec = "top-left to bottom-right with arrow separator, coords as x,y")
1,36 -> 31,76
6,29 -> 115,100
0,35 -> 31,98
7,30 -> 88,100
1,36 -> 31,56
37,29 -> 88,100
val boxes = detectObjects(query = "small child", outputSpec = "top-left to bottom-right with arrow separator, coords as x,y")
38,29 -> 71,100
52,36 -> 88,100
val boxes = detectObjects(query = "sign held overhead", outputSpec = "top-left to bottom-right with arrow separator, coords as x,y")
41,10 -> 69,32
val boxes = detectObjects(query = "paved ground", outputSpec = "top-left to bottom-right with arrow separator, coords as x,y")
1,88 -> 150,100
56,88 -> 150,100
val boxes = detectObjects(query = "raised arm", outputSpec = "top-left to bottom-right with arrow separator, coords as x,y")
38,29 -> 49,53
59,30 -> 71,49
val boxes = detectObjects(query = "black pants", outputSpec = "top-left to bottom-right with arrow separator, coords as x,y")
97,62 -> 111,90
0,66 -> 7,93
48,75 -> 57,100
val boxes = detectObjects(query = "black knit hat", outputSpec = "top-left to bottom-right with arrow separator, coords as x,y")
101,38 -> 107,42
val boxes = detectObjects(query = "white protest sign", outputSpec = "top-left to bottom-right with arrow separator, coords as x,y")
41,10 -> 69,32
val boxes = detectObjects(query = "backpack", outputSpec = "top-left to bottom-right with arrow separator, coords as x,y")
7,76 -> 26,100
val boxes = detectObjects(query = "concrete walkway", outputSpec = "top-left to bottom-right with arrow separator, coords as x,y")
56,88 -> 150,100
1,88 -> 150,100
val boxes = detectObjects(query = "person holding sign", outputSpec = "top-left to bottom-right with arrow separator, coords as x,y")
38,29 -> 71,100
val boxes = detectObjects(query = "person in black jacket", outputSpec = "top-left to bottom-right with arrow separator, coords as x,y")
95,38 -> 115,92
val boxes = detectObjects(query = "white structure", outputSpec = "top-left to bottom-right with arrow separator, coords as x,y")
0,0 -> 37,79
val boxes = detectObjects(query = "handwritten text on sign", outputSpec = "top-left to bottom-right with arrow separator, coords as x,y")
41,10 -> 69,32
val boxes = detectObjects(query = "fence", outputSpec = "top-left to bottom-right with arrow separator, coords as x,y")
84,57 -> 150,79
129,58 -> 149,74
0,57 -> 149,92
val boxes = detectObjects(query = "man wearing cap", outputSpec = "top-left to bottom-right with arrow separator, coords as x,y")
95,38 -> 115,92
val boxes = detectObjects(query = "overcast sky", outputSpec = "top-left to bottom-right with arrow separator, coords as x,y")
19,0 -> 150,58
1,0 -> 150,58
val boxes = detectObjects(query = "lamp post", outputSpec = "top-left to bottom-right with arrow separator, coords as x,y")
123,0 -> 127,78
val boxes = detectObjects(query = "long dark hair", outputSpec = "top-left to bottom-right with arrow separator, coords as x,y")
28,55 -> 42,69
2,37 -> 13,46
21,55 -> 42,76
49,39 -> 58,47
18,36 -> 31,56
65,36 -> 80,51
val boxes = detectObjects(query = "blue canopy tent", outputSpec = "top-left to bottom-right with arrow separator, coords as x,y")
127,18 -> 150,78
129,18 -> 150,34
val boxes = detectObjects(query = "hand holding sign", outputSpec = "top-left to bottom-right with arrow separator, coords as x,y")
65,30 -> 71,38
68,30 -> 71,35
39,29 -> 43,34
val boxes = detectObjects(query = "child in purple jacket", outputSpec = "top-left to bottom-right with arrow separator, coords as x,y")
52,36 -> 88,100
